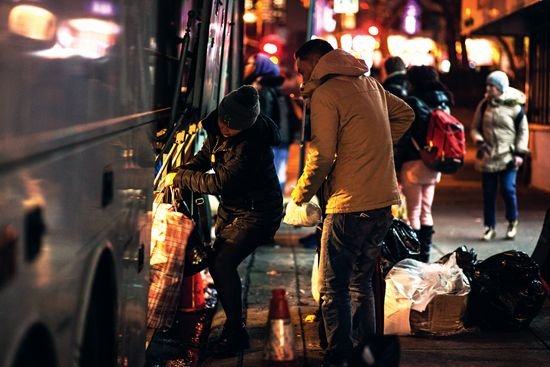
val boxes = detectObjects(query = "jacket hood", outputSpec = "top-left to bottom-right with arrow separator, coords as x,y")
302,49 -> 369,96
492,86 -> 526,106
203,109 -> 281,147
410,89 -> 451,109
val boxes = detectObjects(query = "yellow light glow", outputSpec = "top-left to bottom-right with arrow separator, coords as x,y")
269,56 -> 279,64
387,35 -> 436,66
243,12 -> 257,23
8,4 -> 57,41
465,38 -> 498,66
342,13 -> 356,30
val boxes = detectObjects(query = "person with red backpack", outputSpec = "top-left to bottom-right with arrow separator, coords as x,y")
471,70 -> 529,241
395,65 -> 454,262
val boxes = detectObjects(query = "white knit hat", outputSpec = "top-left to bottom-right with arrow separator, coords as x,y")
486,70 -> 509,92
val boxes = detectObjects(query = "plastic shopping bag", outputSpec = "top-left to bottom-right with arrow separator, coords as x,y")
283,200 -> 321,227
148,202 -> 194,329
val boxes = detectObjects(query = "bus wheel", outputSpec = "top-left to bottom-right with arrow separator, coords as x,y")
13,325 -> 56,367
80,266 -> 116,367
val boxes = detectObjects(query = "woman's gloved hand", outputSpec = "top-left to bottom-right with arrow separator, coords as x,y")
475,140 -> 488,160
164,172 -> 177,187
513,155 -> 524,167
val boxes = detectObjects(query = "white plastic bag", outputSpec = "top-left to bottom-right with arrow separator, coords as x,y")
283,200 -> 321,227
384,253 -> 470,335
311,252 -> 320,303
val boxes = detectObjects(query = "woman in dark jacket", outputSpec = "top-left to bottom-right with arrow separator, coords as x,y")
166,85 -> 283,357
395,65 -> 454,262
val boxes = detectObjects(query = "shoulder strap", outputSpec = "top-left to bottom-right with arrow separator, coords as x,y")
478,100 -> 488,134
514,106 -> 525,131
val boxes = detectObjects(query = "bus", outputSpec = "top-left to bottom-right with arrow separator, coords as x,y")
0,0 -> 239,366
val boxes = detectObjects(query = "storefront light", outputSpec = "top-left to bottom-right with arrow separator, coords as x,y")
352,35 -> 375,52
243,11 -> 257,23
34,18 -> 120,59
342,13 -> 356,30
440,59 -> 451,73
368,26 -> 379,36
340,34 -> 353,52
326,35 -> 338,49
322,7 -> 336,33
8,4 -> 57,41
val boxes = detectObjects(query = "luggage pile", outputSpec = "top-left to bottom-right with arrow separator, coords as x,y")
380,219 -> 548,336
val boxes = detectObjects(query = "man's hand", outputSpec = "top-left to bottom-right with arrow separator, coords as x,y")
165,172 -> 177,187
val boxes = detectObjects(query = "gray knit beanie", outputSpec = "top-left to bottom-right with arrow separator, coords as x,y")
219,85 -> 260,131
486,70 -> 509,92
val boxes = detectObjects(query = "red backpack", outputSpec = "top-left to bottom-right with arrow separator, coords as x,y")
411,104 -> 466,174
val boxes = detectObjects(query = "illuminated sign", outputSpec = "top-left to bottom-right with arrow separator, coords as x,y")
333,0 -> 358,14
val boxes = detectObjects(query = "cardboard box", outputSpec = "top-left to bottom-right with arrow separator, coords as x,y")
410,294 -> 468,335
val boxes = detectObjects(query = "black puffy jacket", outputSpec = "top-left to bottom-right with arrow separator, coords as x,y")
382,73 -> 409,99
173,109 -> 283,217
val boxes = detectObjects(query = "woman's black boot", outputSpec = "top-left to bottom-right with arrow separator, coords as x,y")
418,225 -> 433,263
212,322 -> 250,358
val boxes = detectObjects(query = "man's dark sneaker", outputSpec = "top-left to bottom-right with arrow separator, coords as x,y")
211,323 -> 250,358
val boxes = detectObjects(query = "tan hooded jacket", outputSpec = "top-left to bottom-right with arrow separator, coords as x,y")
291,49 -> 414,213
471,87 -> 529,173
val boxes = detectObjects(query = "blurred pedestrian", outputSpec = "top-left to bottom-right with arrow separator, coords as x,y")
471,70 -> 529,241
292,39 -> 414,367
382,56 -> 409,99
165,85 -> 283,357
395,65 -> 454,262
244,53 -> 300,192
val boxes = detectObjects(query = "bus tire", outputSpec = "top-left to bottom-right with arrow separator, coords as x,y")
79,256 -> 116,367
13,324 -> 56,367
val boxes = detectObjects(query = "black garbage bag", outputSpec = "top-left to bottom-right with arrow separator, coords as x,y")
380,219 -> 421,276
467,250 -> 547,331
437,246 -> 479,282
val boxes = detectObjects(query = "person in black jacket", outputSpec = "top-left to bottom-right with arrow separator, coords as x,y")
166,85 -> 283,357
395,65 -> 454,262
382,56 -> 409,99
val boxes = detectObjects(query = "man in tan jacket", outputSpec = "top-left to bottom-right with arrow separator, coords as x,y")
292,39 -> 413,367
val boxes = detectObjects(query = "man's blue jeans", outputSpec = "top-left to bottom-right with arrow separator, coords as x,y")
319,207 -> 392,360
482,167 -> 518,228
